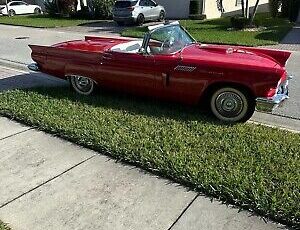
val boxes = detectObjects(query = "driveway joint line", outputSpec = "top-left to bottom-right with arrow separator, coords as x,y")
0,155 -> 96,209
0,128 -> 33,142
0,57 -> 27,65
167,193 -> 200,230
257,111 -> 300,121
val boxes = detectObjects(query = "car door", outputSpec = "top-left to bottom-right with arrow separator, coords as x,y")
148,0 -> 160,20
8,2 -> 20,14
18,2 -> 29,14
99,50 -> 157,96
138,0 -> 151,20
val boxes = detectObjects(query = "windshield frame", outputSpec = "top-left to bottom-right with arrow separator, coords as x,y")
141,24 -> 197,56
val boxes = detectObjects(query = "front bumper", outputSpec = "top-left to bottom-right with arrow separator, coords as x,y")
256,75 -> 293,112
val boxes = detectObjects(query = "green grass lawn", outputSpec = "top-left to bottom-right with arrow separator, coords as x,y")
0,14 -> 97,28
0,87 -> 299,228
122,13 -> 293,46
0,221 -> 10,230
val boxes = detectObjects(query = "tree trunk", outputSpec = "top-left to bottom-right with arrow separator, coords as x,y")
245,0 -> 250,19
5,0 -> 9,16
55,0 -> 61,14
250,0 -> 260,26
241,0 -> 245,17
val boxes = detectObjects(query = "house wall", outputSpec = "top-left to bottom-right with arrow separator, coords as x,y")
204,0 -> 269,19
155,0 -> 269,19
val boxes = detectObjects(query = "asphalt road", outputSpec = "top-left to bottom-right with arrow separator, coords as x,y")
0,24 -> 299,128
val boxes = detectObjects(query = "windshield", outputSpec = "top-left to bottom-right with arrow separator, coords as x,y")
146,25 -> 195,55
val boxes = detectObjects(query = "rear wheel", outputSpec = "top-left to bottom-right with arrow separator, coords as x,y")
34,8 -> 41,14
8,9 -> 16,17
210,87 -> 255,122
158,11 -> 165,22
136,14 -> 145,26
70,75 -> 95,96
116,21 -> 125,26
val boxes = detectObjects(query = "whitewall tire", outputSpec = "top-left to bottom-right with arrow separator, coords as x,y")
210,87 -> 254,122
69,75 -> 95,96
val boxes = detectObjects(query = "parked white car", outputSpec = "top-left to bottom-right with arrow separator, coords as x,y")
0,1 -> 42,16
113,0 -> 165,26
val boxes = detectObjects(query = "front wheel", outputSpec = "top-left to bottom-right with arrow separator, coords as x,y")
210,87 -> 255,123
69,75 -> 95,96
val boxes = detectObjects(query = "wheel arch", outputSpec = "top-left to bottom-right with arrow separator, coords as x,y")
199,81 -> 256,105
64,64 -> 98,85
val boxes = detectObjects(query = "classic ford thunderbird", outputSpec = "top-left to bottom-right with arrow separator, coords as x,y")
29,22 -> 292,122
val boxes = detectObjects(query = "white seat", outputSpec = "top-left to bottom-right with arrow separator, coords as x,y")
111,40 -> 143,53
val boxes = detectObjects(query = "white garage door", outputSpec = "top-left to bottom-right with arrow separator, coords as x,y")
155,0 -> 190,19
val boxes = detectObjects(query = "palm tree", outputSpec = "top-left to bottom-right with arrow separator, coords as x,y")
5,0 -> 9,16
250,0 -> 260,25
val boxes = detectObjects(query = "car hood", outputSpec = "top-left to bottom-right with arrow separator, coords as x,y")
181,44 -> 282,70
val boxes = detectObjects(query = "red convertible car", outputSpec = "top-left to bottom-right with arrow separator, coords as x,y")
29,22 -> 292,122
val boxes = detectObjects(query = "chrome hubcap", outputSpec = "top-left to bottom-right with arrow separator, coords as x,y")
74,76 -> 93,93
215,92 -> 244,118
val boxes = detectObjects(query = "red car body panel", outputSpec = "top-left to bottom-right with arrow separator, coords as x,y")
29,35 -> 291,106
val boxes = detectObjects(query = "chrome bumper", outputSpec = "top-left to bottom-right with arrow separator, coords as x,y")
256,75 -> 293,113
28,63 -> 40,72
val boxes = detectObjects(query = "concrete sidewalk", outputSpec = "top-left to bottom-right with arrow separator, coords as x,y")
0,117 -> 286,230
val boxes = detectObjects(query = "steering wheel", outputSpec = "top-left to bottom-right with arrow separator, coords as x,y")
160,37 -> 174,51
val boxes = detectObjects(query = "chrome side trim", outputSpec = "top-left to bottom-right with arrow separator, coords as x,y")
174,65 -> 196,72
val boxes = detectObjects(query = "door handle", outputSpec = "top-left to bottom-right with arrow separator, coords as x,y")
102,53 -> 113,60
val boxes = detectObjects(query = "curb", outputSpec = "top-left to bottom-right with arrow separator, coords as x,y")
0,58 -> 29,72
250,112 -> 300,133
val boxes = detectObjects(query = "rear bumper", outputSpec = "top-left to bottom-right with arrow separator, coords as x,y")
113,16 -> 136,23
256,75 -> 293,112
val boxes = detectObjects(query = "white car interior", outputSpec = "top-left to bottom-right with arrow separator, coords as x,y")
110,40 -> 143,53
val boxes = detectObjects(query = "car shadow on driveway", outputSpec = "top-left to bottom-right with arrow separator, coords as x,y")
0,72 -> 68,92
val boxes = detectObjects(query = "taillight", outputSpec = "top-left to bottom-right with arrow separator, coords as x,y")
266,87 -> 277,98
127,6 -> 135,11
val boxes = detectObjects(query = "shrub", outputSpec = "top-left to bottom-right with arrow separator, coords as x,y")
91,0 -> 115,19
71,6 -> 93,19
44,0 -> 59,17
58,0 -> 77,16
230,16 -> 250,30
269,0 -> 280,17
280,0 -> 290,17
190,0 -> 200,15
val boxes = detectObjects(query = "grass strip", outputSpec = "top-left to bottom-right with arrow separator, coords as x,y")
0,15 -> 97,28
0,87 -> 299,228
0,221 -> 10,230
122,13 -> 293,46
